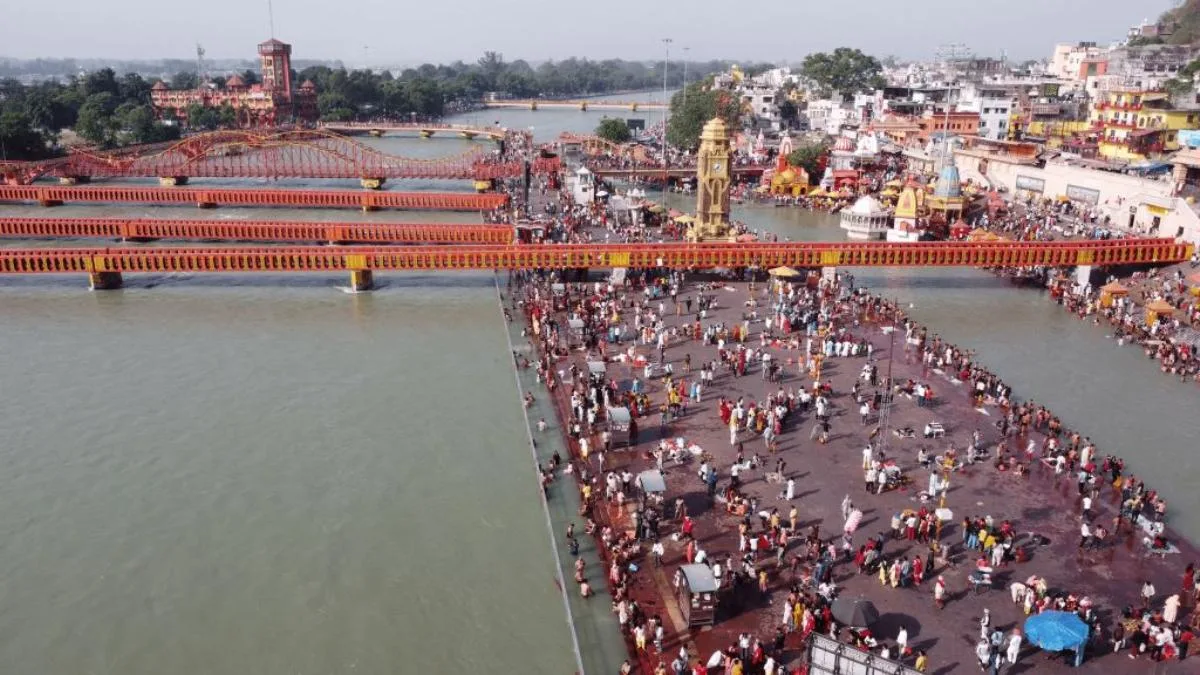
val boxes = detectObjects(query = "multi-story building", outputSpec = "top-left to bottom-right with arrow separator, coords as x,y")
915,107 -> 980,144
151,38 -> 318,127
1049,42 -> 1105,81
957,83 -> 1018,141
1089,89 -> 1200,161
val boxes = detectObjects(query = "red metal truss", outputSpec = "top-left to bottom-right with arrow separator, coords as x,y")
0,217 -> 513,245
0,185 -> 508,211
0,239 -> 1191,277
0,130 -> 562,184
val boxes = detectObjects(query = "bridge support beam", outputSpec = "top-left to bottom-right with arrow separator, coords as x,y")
1074,265 -> 1094,288
159,176 -> 189,186
368,129 -> 384,137
88,271 -> 123,291
419,130 -> 434,138
349,269 -> 374,292
459,131 -> 477,140
39,199 -> 63,207
360,177 -> 386,190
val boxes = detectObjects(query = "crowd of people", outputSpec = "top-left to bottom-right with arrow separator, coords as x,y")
494,151 -> 1199,674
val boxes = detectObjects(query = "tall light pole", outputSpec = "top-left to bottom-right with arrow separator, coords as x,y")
682,47 -> 690,109
661,38 -> 673,212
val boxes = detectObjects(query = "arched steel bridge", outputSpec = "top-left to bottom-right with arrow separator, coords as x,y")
0,130 -> 560,185
0,238 -> 1190,291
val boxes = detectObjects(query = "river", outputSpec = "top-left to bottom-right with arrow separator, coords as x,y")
0,95 -> 1195,674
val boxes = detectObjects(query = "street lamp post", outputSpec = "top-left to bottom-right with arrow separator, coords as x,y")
661,38 -> 672,213
682,47 -> 690,109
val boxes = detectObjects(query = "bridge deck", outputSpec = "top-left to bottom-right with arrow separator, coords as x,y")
0,239 -> 1189,277
0,185 -> 508,212
0,217 -> 513,245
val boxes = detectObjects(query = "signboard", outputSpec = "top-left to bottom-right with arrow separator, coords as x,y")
1015,175 -> 1045,193
808,634 -> 923,675
1065,184 -> 1101,204
626,118 -> 646,131
1177,129 -> 1200,149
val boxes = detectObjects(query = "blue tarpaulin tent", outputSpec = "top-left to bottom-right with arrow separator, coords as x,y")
1025,611 -> 1089,666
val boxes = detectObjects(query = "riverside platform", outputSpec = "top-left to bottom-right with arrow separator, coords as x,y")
522,276 -> 1200,675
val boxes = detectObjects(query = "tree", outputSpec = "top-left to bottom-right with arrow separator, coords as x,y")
595,117 -> 631,144
801,48 -> 885,97
666,82 -> 741,150
787,142 -> 829,182
240,69 -> 260,86
217,102 -> 237,128
0,110 -> 49,159
170,71 -> 199,90
75,92 -> 120,146
82,68 -> 120,98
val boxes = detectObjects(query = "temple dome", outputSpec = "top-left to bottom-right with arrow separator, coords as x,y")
934,165 -> 963,198
832,136 -> 855,152
848,195 -> 886,215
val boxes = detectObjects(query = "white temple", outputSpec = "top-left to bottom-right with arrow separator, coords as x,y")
839,195 -> 891,240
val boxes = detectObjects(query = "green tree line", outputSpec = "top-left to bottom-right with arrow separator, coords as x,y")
0,67 -> 179,159
298,52 -> 734,121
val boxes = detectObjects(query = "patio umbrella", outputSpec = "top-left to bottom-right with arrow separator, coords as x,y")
831,596 -> 879,628
1025,611 -> 1089,666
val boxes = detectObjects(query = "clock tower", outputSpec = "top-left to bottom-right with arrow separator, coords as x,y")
688,117 -> 734,242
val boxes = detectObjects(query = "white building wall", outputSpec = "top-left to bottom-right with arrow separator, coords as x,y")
954,153 -> 1200,243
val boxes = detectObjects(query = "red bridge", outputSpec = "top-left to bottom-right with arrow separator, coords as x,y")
0,184 -> 508,212
586,163 -> 769,179
0,238 -> 1189,291
0,217 -> 513,245
0,130 -> 561,186
319,122 -> 507,141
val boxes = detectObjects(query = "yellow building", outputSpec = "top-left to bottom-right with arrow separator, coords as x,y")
1090,90 -> 1200,161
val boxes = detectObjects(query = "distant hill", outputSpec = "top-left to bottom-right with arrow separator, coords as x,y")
1136,0 -> 1200,46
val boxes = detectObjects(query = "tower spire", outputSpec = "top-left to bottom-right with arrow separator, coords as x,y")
267,0 -> 276,38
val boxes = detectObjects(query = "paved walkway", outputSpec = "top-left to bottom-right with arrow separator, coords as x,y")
495,276 -> 628,675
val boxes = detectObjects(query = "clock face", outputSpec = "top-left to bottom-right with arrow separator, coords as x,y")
711,161 -> 724,173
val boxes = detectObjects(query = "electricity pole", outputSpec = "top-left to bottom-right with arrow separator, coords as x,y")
661,38 -> 673,213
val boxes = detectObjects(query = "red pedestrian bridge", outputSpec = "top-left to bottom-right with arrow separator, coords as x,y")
0,238 -> 1189,291
0,184 -> 508,212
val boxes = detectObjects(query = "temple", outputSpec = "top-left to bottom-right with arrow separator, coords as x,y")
150,38 -> 318,127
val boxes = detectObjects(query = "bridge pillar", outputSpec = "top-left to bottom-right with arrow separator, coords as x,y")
159,176 -> 189,186
530,102 -> 537,111
579,102 -> 588,111
459,131 -> 478,140
39,199 -> 63,207
360,177 -> 386,190
349,269 -> 374,292
369,129 -> 384,137
419,130 -> 434,138
59,176 -> 89,185
1074,265 -> 1094,288
88,271 -> 123,291
631,103 -> 639,112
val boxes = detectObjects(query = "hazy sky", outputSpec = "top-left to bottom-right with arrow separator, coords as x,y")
0,0 -> 1180,64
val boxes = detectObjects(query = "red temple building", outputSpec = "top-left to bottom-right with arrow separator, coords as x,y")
151,38 -> 318,127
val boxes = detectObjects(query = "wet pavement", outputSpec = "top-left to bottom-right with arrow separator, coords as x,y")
527,274 -> 1199,675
